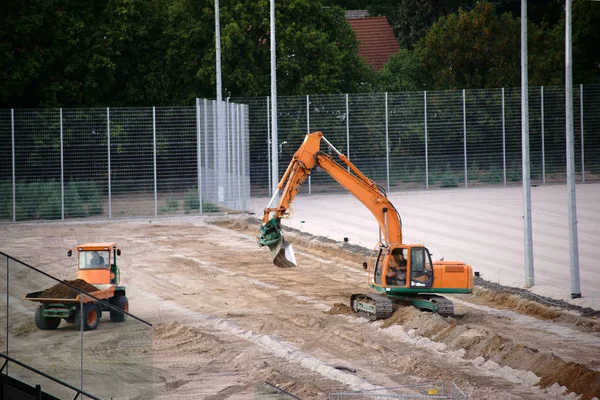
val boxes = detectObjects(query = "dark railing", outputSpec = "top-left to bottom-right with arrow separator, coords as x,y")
0,352 -> 101,400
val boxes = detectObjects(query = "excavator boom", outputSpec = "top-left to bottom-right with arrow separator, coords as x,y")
258,132 -> 402,267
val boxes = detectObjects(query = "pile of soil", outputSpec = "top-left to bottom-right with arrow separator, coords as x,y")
325,302 -> 353,315
39,279 -> 99,299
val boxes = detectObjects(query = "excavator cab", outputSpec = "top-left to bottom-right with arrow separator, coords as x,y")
369,245 -> 433,290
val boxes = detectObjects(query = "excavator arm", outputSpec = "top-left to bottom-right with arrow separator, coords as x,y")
258,131 -> 402,268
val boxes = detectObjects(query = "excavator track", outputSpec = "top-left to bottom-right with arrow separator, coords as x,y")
427,295 -> 454,317
350,293 -> 393,321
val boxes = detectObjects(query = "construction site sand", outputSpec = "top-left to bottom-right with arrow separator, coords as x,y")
1,217 -> 599,399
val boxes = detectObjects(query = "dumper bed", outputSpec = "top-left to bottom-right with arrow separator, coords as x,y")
25,284 -> 115,304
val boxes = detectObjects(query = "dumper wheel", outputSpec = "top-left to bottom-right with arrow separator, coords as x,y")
110,295 -> 128,323
75,303 -> 100,331
34,307 -> 61,330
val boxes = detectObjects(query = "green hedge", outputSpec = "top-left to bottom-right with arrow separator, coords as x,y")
0,180 -> 104,220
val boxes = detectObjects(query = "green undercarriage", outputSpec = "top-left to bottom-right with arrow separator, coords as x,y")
41,304 -> 75,318
371,285 -> 470,314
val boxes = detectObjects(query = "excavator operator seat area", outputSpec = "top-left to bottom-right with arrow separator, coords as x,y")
409,247 -> 433,288
371,247 -> 409,287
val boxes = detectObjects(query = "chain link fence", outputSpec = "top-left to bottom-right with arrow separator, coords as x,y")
239,84 -> 600,197
1,85 -> 598,222
0,100 -> 250,222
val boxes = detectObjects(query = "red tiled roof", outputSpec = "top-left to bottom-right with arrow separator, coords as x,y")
347,16 -> 400,71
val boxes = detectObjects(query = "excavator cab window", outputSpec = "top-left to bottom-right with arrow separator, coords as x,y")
409,248 -> 433,288
371,248 -> 386,286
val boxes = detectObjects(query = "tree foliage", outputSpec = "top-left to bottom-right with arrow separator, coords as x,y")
376,49 -> 429,92
0,0 -> 374,108
1,0 -> 598,108
416,1 -> 565,90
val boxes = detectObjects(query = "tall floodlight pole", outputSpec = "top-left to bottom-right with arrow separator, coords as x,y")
565,0 -> 581,298
522,0 -> 534,287
215,0 -> 226,203
270,0 -> 279,202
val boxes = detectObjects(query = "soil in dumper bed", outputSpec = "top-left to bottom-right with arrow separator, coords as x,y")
39,279 -> 99,299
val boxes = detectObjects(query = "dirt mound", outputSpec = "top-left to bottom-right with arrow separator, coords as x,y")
474,288 -> 600,332
539,360 -> 600,400
258,369 -> 327,400
474,277 -> 600,319
473,288 -> 561,319
325,303 -> 353,315
386,308 -> 600,400
39,279 -> 99,299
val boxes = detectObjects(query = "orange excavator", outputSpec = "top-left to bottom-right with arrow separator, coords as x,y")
258,131 -> 473,319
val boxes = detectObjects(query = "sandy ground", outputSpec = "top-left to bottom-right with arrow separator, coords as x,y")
250,183 -> 600,310
1,217 -> 599,400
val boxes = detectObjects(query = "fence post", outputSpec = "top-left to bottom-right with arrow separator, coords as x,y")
195,100 -> 203,214
232,103 -> 238,209
346,93 -> 350,172
385,92 -> 390,193
226,98 -> 231,205
237,104 -> 242,210
267,96 -> 271,196
463,89 -> 468,188
502,88 -> 507,186
11,109 -> 15,222
241,104 -> 247,211
541,86 -> 545,185
424,91 -> 429,190
580,84 -> 585,183
107,108 -> 112,219
213,101 -> 218,203
153,107 -> 158,217
306,94 -> 311,195
204,99 -> 209,179
60,108 -> 64,220
218,97 -> 226,204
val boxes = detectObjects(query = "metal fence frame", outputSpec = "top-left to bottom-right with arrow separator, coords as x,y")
0,100 -> 250,222
239,84 -> 599,197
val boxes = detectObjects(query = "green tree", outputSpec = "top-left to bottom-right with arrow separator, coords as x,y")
417,1 -> 565,89
572,0 -> 600,84
376,49 -> 429,92
0,0 -> 166,107
1,0 -> 374,108
213,0 -> 374,97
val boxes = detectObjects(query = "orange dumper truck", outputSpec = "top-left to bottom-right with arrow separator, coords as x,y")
25,242 -> 128,331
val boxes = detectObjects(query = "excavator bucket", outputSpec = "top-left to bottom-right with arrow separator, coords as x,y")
270,237 -> 297,268
257,217 -> 297,268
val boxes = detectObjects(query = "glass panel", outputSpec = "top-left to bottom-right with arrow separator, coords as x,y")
373,249 -> 384,285
81,292 -> 153,399
6,362 -> 83,399
410,248 -> 425,271
7,257 -> 82,399
79,250 -> 110,269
